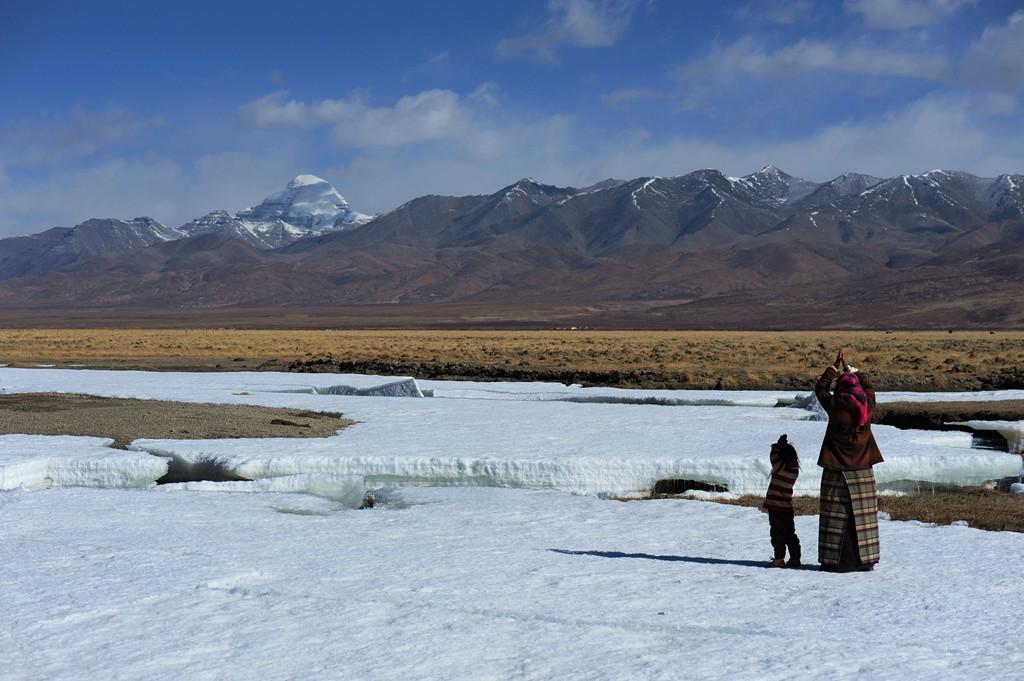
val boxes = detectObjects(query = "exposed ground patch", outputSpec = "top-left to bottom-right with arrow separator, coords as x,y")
875,400 -> 1024,431
696,489 -> 1024,533
0,392 -> 351,448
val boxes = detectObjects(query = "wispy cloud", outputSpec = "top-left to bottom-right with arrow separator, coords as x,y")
1,107 -> 163,167
674,36 -> 949,82
239,84 -> 509,152
960,10 -> 1024,92
591,92 -> 1023,182
497,0 -> 638,63
240,89 -> 469,148
843,0 -> 977,30
3,89 -> 1022,239
600,87 -> 664,107
0,149 -> 308,235
734,0 -> 816,25
673,9 -> 1022,95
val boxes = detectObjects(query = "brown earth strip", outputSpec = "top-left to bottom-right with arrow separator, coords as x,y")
0,393 -> 351,448
705,489 -> 1024,533
874,400 -> 1024,430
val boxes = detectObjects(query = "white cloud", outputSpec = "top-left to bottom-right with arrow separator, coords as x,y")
467,82 -> 503,108
960,10 -> 1024,92
325,114 -> 581,211
675,36 -> 948,81
497,0 -> 638,63
592,93 -> 1022,182
600,87 -> 663,107
843,0 -> 977,30
0,156 -> 181,232
0,107 -> 162,167
4,87 -> 1021,239
240,89 -> 471,148
734,0 -> 815,24
0,149 -> 311,236
319,92 -> 1024,217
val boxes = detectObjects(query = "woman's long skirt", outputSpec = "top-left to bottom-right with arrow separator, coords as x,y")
818,467 -> 880,569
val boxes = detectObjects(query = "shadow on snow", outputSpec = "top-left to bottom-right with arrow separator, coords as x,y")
549,549 -> 818,570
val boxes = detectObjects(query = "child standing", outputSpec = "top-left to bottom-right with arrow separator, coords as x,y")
762,434 -> 801,568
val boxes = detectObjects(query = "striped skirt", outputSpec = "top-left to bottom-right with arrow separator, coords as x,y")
818,467 -> 880,567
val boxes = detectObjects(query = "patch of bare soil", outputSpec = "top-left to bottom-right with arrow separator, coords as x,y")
874,401 -> 1024,430
0,393 -> 351,448
703,489 -> 1024,533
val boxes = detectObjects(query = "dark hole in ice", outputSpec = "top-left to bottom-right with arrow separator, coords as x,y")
869,410 -> 1011,453
652,479 -> 729,495
156,456 -> 251,485
968,430 -> 1010,452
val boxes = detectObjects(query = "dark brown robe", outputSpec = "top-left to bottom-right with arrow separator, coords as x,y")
815,366 -> 884,471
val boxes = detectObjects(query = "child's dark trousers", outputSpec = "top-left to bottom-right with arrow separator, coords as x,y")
768,511 -> 801,561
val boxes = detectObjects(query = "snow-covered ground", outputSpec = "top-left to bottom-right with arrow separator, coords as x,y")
2,368 -> 1024,679
0,368 -> 1019,495
3,485 -> 1023,680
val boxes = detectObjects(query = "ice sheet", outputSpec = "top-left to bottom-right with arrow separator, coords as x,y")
2,485 -> 1023,680
1,368 -> 1020,495
133,405 -> 1014,495
950,420 -> 1024,454
0,434 -> 168,490
166,474 -> 365,507
281,378 -> 424,398
5,367 -> 1024,408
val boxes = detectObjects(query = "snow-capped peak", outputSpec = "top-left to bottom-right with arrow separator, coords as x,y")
732,165 -> 817,204
754,164 -> 783,176
178,175 -> 373,249
288,174 -> 330,188
238,175 -> 367,231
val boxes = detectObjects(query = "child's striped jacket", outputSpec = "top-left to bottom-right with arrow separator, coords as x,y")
762,455 -> 798,512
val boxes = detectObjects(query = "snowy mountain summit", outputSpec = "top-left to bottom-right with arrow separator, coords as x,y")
238,174 -> 371,231
728,165 -> 819,205
180,175 -> 373,249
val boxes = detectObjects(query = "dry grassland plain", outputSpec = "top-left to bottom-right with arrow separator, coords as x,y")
0,329 -> 1023,391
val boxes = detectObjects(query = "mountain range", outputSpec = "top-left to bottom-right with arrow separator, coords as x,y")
1,167 -> 1022,328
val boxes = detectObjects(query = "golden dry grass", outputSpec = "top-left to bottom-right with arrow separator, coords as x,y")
712,490 -> 1024,533
1,329 -> 1023,389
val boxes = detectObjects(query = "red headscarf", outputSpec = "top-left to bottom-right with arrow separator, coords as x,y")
835,372 -> 870,427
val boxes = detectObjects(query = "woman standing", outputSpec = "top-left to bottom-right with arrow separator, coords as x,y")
815,350 -> 883,572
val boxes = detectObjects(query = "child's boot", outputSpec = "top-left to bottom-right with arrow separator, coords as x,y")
768,557 -> 786,568
787,537 -> 801,568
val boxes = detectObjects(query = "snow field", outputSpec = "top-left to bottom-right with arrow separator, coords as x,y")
2,485 -> 1022,680
3,368 -> 1024,679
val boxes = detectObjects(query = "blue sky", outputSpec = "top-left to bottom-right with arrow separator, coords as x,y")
1,0 -> 1022,235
